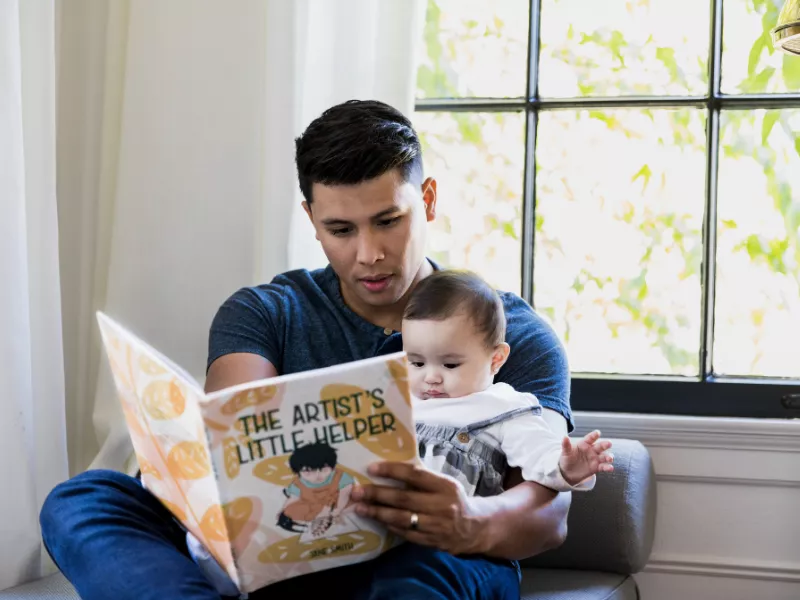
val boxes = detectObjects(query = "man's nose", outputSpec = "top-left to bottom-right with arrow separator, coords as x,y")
356,231 -> 385,265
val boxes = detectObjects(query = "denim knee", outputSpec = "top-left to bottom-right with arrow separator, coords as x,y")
40,469 -> 135,550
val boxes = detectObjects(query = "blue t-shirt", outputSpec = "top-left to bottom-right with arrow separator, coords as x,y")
207,261 -> 573,431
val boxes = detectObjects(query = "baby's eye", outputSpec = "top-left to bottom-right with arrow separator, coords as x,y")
410,361 -> 424,368
444,363 -> 461,370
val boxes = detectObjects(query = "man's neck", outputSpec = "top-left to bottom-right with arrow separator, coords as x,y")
341,259 -> 433,332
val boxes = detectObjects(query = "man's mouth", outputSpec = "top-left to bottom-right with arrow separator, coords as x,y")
359,274 -> 393,293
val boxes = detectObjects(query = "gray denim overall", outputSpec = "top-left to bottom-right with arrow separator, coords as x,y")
415,405 -> 542,498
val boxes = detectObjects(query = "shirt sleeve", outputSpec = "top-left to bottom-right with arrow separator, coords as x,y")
499,410 -> 595,492
206,285 -> 285,373
285,482 -> 301,497
338,472 -> 355,489
496,293 -> 574,432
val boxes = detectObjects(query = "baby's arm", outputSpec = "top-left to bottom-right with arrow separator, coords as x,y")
500,411 -> 611,492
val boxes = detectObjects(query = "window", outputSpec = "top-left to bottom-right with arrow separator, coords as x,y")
414,0 -> 800,418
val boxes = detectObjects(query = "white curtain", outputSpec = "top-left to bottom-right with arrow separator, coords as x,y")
0,0 -> 68,590
57,0 -> 424,476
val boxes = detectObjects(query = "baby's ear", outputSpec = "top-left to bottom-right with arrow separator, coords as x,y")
491,342 -> 511,375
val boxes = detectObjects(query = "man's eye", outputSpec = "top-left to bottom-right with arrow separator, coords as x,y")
377,216 -> 401,228
444,363 -> 461,370
329,228 -> 352,237
410,361 -> 424,368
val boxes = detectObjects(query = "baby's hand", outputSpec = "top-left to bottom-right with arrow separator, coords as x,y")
558,430 -> 614,486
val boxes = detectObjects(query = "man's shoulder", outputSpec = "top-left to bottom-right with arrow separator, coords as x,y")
228,266 -> 333,309
496,290 -> 554,335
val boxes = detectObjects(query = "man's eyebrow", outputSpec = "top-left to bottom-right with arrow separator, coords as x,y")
320,207 -> 401,227
320,217 -> 352,227
371,207 -> 401,220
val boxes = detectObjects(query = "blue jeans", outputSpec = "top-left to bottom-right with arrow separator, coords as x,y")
40,470 -> 520,599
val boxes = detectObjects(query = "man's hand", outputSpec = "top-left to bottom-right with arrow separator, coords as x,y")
350,462 -> 487,555
558,430 -> 614,486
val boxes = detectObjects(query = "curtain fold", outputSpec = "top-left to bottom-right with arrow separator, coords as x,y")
0,0 -> 68,589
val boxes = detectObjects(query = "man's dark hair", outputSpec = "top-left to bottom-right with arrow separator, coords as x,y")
294,99 -> 424,203
288,442 -> 338,473
403,270 -> 506,348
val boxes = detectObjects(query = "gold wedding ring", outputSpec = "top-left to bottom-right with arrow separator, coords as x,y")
409,512 -> 419,531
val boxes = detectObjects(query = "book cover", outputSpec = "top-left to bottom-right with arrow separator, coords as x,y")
96,311 -> 418,593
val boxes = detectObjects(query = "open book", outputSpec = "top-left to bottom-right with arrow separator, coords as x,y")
96,312 -> 418,593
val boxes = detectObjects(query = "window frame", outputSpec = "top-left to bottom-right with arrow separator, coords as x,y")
414,0 -> 800,419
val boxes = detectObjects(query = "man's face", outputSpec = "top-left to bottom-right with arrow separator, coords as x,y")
304,169 -> 437,314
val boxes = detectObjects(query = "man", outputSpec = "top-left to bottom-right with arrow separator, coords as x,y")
40,100 -> 572,600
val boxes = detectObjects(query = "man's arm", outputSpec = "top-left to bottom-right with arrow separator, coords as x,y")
470,475 -> 570,560
204,353 -> 277,393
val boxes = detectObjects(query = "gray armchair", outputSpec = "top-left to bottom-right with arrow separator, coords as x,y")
520,438 -> 657,599
0,439 -> 655,599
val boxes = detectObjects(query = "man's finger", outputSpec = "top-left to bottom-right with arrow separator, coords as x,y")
386,525 -> 443,549
367,461 -> 454,493
355,503 -> 438,533
353,483 -> 433,511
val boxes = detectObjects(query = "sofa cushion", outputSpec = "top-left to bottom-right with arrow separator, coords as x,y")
520,569 -> 638,600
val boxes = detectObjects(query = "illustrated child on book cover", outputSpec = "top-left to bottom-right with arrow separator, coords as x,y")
277,442 -> 358,539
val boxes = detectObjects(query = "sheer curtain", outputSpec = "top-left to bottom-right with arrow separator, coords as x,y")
56,0 -> 424,479
0,0 -> 68,589
0,0 -> 424,589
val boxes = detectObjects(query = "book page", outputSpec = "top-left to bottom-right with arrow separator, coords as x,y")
199,352 -> 417,593
96,312 -> 240,589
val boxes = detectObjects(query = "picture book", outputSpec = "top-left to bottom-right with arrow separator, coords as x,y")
96,311 -> 418,593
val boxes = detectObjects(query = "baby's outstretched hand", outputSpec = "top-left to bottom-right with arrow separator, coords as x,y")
558,430 -> 614,486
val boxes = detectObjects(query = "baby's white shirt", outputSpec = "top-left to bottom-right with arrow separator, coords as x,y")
413,382 -> 595,492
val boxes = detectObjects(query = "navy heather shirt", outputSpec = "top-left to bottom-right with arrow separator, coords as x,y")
207,261 -> 573,431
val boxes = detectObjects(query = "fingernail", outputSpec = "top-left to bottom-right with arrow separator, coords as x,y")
351,487 -> 363,500
367,463 -> 380,475
354,504 -> 368,516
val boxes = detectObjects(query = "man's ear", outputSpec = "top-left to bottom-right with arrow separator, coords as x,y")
302,201 -> 320,241
491,342 -> 511,376
421,177 -> 437,223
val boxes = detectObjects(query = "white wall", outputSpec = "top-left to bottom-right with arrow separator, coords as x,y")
575,413 -> 800,600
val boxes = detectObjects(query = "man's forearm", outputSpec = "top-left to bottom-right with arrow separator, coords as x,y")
468,480 -> 571,561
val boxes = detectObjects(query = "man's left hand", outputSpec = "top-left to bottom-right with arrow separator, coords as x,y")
350,461 -> 487,555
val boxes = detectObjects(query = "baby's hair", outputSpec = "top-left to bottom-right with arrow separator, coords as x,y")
403,269 -> 506,348
288,442 -> 337,473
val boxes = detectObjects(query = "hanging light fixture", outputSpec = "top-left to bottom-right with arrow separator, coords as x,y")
773,0 -> 800,55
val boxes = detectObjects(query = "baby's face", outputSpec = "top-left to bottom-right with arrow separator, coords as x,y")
402,312 -> 502,400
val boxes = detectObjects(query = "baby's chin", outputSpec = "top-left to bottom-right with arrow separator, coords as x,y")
414,390 -> 450,400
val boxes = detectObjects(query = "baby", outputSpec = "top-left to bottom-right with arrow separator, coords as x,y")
402,269 -> 613,496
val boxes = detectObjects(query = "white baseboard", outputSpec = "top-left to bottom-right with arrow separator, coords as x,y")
573,411 -> 800,452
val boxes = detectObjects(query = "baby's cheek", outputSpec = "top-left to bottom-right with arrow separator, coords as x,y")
407,371 -> 423,395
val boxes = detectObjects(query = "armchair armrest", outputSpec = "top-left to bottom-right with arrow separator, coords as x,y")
520,438 -> 657,574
